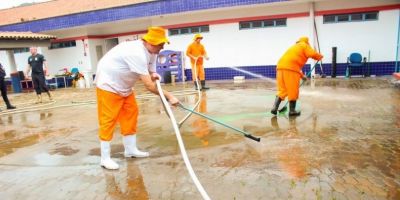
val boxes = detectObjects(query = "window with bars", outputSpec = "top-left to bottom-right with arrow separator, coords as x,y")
169,25 -> 209,36
13,48 -> 30,54
239,18 -> 287,30
323,11 -> 378,23
49,41 -> 76,49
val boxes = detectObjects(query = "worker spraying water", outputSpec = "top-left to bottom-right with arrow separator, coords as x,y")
270,36 -> 323,117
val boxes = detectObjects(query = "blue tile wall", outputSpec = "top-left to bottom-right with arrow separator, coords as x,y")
0,0 -> 288,32
185,61 -> 398,81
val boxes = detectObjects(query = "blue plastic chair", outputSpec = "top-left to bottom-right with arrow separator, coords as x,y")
346,53 -> 366,78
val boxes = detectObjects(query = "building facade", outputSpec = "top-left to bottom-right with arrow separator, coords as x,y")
0,0 -> 399,79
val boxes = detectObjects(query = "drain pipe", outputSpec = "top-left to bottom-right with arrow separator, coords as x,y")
396,9 -> 400,72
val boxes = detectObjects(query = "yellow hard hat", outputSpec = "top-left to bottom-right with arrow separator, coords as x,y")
194,33 -> 203,40
142,26 -> 169,45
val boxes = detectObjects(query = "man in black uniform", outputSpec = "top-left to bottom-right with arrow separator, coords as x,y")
0,62 -> 16,111
25,47 -> 52,103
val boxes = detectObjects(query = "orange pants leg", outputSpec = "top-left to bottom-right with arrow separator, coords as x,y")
276,70 -> 288,100
277,70 -> 301,101
118,93 -> 139,136
191,63 -> 205,81
97,88 -> 139,141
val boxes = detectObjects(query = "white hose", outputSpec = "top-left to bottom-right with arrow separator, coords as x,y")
156,80 -> 211,200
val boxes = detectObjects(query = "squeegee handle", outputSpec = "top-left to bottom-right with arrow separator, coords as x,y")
178,103 -> 261,142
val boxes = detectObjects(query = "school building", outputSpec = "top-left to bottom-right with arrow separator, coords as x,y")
0,0 -> 399,80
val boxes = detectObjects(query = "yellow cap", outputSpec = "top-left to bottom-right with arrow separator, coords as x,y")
194,33 -> 203,40
297,36 -> 309,44
142,26 -> 169,45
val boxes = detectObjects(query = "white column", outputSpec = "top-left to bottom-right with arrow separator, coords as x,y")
309,2 -> 316,78
6,50 -> 18,73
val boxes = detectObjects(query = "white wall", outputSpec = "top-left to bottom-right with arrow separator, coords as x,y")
167,19 -> 312,69
163,2 -> 400,69
317,9 -> 399,63
0,51 -> 12,76
40,40 -> 93,75
87,39 -> 106,73
0,51 -> 30,77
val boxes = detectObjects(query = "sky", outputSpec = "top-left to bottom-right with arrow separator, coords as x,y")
0,0 -> 52,10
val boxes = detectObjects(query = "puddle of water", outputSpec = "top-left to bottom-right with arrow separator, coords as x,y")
0,128 -> 75,158
103,161 -> 149,199
50,146 -> 79,156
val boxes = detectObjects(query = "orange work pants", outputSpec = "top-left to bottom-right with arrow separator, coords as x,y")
97,88 -> 139,141
191,62 -> 205,81
276,69 -> 301,101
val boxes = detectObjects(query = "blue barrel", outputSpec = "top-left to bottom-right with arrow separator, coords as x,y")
10,72 -> 21,93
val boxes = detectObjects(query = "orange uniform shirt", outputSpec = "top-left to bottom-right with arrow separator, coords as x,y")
277,41 -> 322,76
186,42 -> 206,65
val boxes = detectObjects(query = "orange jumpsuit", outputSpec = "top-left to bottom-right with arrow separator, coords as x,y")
97,88 -> 139,141
186,42 -> 207,81
276,38 -> 322,101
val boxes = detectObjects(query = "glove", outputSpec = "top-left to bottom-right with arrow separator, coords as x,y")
317,54 -> 324,61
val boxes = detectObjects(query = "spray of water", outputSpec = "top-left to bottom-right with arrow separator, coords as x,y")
229,67 -> 276,84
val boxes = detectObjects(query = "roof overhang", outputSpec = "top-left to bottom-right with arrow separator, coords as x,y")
0,31 -> 56,50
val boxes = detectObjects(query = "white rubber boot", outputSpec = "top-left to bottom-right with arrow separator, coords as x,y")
123,135 -> 149,158
100,141 -> 119,170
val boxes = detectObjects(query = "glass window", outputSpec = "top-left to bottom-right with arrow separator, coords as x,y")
168,25 -> 209,36
200,26 -> 209,32
180,28 -> 189,34
169,29 -> 179,35
190,27 -> 200,33
252,21 -> 262,28
49,40 -> 76,49
350,13 -> 362,21
240,22 -> 251,29
364,12 -> 378,20
337,14 -> 349,22
263,20 -> 274,27
275,19 -> 286,26
323,11 -> 378,24
13,48 -> 29,54
240,18 -> 287,30
323,15 -> 336,23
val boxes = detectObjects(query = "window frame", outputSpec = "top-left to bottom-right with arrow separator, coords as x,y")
168,25 -> 210,36
239,18 -> 287,30
323,11 -> 379,24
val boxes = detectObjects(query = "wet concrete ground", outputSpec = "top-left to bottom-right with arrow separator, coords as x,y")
0,77 -> 399,200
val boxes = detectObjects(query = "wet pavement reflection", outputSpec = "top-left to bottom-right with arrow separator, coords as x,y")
0,78 -> 399,199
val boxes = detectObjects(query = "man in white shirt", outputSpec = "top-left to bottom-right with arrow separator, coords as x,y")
95,26 -> 179,170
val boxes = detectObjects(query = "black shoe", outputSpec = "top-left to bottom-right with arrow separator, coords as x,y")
288,101 -> 301,116
7,105 -> 16,110
270,96 -> 282,115
200,80 -> 210,90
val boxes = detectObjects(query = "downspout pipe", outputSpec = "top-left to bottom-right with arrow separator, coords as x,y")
310,2 -> 316,78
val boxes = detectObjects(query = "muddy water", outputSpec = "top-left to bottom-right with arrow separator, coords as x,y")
0,78 -> 399,199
